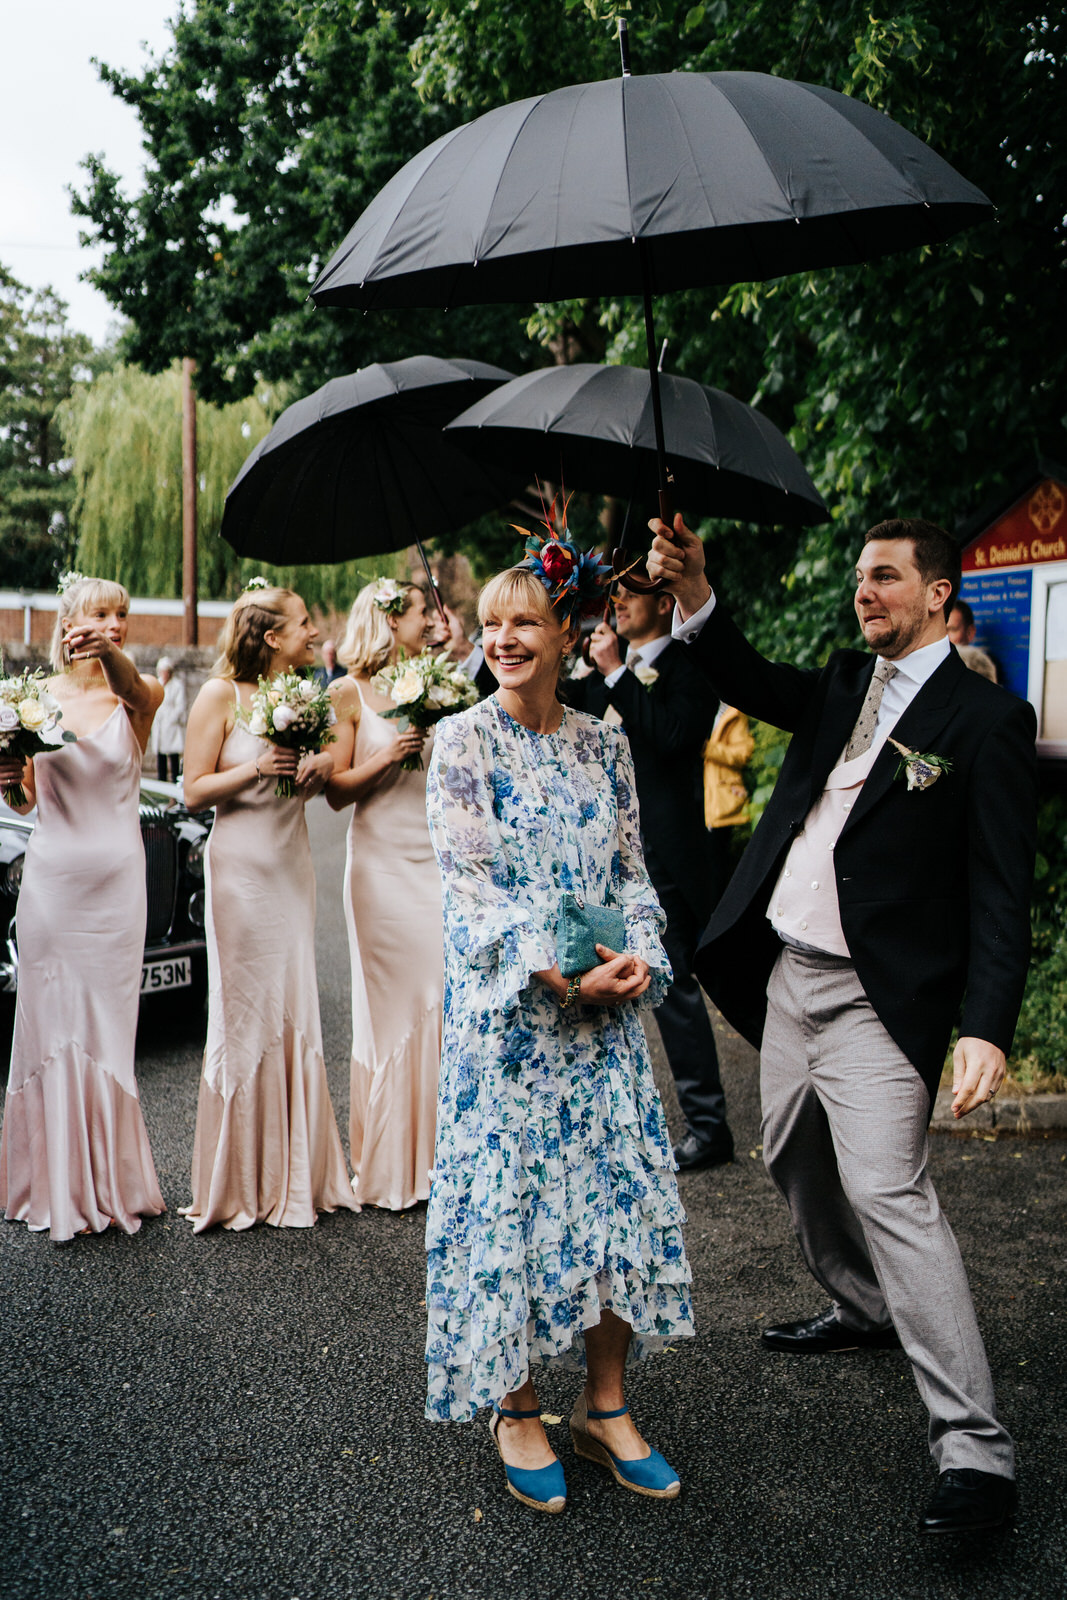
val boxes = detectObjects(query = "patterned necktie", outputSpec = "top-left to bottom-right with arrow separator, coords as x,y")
842,657 -> 898,762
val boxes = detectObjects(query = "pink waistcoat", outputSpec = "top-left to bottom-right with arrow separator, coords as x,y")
766,743 -> 881,957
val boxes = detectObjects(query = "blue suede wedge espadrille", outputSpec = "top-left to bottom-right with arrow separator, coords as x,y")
489,1404 -> 567,1513
569,1394 -> 680,1499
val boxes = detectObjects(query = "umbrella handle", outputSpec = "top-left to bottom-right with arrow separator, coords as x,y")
612,487 -> 674,594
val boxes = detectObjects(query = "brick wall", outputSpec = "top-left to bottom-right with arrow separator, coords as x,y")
0,594 -> 231,657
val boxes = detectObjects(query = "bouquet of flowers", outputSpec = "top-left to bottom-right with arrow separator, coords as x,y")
371,650 -> 479,770
239,669 -> 337,798
0,665 -> 68,807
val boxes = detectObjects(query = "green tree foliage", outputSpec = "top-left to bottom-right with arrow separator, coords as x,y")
0,267 -> 94,589
71,0 -> 535,408
58,362 -> 391,610
417,1 -> 1066,662
73,2 -> 1064,650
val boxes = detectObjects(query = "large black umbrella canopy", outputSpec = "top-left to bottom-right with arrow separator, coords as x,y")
310,70 -> 992,311
310,60 -> 989,589
220,356 -> 522,568
445,363 -> 827,528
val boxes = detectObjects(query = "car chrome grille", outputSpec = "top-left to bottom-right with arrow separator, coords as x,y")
142,820 -> 178,941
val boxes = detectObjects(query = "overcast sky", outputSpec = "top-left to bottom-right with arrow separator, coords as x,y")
1,1 -> 177,344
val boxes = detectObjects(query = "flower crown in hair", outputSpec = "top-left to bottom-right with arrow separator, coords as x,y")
243,575 -> 270,593
512,492 -> 611,625
57,569 -> 85,595
371,578 -> 407,617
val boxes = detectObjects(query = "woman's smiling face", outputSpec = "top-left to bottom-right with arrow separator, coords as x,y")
482,601 -> 573,694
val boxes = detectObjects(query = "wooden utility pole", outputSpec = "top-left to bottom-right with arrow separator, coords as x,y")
181,356 -> 198,645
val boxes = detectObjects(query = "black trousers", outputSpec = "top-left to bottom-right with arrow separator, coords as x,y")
157,752 -> 181,783
645,841 -> 731,1148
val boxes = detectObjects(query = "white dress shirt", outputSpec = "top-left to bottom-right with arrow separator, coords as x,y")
603,631 -> 672,689
672,589 -> 950,756
674,589 -> 952,956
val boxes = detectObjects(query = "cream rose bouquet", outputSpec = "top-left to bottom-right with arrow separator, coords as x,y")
371,650 -> 479,770
0,664 -> 69,806
238,669 -> 337,798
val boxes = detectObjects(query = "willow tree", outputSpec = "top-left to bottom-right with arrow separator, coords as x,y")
59,362 -> 394,610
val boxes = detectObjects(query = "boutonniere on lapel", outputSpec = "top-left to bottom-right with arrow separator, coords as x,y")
632,663 -> 659,691
888,738 -> 953,792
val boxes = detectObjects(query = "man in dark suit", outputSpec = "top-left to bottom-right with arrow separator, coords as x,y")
648,514 -> 1036,1536
568,583 -> 734,1169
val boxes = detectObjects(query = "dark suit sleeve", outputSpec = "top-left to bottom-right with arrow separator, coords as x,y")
605,647 -> 718,757
958,695 -> 1037,1051
563,674 -> 609,717
686,602 -> 821,734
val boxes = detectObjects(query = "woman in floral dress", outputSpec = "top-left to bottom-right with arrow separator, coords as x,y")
424,523 -> 693,1514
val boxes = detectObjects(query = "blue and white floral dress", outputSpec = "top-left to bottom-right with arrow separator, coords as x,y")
424,696 -> 694,1422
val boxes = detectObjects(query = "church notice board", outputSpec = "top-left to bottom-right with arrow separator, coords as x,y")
959,477 -> 1067,754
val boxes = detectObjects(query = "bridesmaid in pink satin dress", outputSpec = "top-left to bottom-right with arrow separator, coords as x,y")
0,577 -> 166,1242
326,580 -> 443,1211
180,585 -> 357,1232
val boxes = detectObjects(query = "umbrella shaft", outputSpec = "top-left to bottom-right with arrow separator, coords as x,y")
641,265 -> 674,523
414,538 -> 449,622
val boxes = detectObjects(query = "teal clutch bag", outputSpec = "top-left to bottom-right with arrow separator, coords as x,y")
555,893 -> 627,977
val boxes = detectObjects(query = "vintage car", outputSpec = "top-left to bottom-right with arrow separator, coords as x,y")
0,778 -> 209,1011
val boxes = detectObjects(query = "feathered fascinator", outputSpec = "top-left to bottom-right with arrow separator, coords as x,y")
513,493 -> 611,625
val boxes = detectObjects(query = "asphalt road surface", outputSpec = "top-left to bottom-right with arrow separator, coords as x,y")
1,803 -> 1064,1600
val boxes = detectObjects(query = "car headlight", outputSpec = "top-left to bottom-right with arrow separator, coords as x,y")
188,890 -> 206,930
3,856 -> 24,897
185,839 -> 206,881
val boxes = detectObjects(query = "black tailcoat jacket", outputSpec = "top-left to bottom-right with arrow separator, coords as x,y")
685,606 -> 1037,1100
567,642 -> 721,925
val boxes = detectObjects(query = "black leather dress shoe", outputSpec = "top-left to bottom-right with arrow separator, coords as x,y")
673,1131 -> 734,1171
761,1305 -> 901,1353
919,1468 -> 1017,1535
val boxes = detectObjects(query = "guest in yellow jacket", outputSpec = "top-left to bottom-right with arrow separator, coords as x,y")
703,705 -> 754,830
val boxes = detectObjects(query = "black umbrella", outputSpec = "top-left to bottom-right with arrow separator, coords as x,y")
312,64 -> 990,312
220,356 -> 523,610
310,29 -> 990,583
445,363 -> 827,529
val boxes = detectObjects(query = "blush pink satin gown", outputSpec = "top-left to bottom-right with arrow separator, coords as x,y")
183,701 -> 356,1231
0,704 -> 166,1241
343,685 -> 443,1210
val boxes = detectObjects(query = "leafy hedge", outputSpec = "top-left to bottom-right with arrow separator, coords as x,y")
1011,794 -> 1067,1085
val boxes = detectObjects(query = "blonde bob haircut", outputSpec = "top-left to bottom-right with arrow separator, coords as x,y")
50,577 -> 131,672
213,586 -> 298,682
478,567 -> 579,642
337,581 -> 420,677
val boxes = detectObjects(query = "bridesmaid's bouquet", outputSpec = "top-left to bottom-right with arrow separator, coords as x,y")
240,669 -> 337,798
371,650 -> 479,771
0,665 -> 68,807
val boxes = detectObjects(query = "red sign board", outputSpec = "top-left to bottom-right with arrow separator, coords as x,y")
962,477 -> 1067,572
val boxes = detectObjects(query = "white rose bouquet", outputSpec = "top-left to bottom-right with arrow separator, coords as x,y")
0,664 -> 69,807
371,650 -> 479,771
238,669 -> 337,798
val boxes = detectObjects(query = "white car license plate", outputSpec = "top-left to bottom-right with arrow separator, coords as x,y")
140,956 -> 192,994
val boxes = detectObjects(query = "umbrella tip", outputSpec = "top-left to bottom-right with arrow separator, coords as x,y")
617,17 -> 631,77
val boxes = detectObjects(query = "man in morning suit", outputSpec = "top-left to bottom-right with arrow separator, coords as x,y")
569,584 -> 734,1169
647,514 -> 1036,1536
